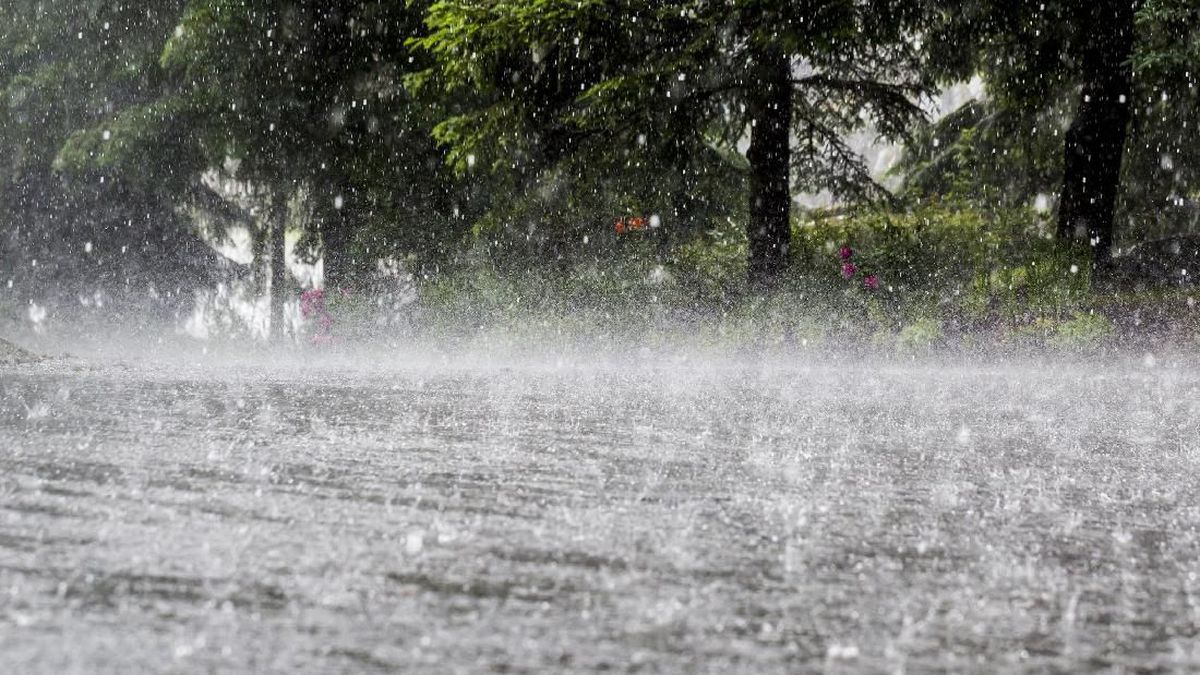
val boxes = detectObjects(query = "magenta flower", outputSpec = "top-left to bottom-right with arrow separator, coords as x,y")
841,262 -> 858,278
300,289 -> 327,318
864,274 -> 880,290
838,245 -> 854,260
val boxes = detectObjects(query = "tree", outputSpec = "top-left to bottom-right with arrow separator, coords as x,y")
1054,0 -> 1138,263
909,1 -> 1199,267
51,0 -> 486,338
0,0 -> 223,320
414,0 -> 930,289
1126,0 -> 1200,242
154,0 -> 483,290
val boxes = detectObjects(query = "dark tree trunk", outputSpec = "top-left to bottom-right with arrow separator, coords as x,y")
320,185 -> 353,291
1056,0 -> 1137,267
269,193 -> 288,341
251,215 -> 268,296
746,47 -> 793,291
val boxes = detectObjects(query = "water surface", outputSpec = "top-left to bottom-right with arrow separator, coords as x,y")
2,354 -> 1198,672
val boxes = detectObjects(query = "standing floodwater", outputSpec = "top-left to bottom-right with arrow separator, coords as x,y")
2,355 -> 1199,672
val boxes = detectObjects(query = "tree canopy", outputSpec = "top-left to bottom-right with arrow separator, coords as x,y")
905,0 -> 1200,258
413,0 -> 932,285
2,0 -> 1198,327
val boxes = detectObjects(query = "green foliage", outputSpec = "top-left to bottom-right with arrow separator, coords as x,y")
3,0 -> 1198,340
795,201 -> 1094,330
81,0 -> 480,278
55,95 -> 209,190
0,0 -> 223,308
908,0 -> 1200,245
413,0 -> 932,274
407,200 -> 1143,351
1009,310 -> 1115,350
415,257 -> 683,348
1124,0 -> 1200,240
673,218 -> 749,306
896,317 -> 945,351
895,99 -> 1068,208
1135,0 -> 1200,76
1048,311 -> 1115,348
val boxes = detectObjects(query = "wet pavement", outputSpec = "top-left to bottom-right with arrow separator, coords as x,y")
2,354 -> 1199,672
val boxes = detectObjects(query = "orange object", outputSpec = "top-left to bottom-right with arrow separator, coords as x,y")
615,215 -> 652,235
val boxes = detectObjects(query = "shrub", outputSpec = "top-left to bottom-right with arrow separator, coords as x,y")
896,317 -> 946,351
794,200 -> 1093,333
1050,311 -> 1114,348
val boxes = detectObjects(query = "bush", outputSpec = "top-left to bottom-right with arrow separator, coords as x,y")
896,317 -> 946,351
398,200 -> 1192,352
1050,311 -> 1114,348
793,200 -> 1094,334
1010,311 -> 1114,350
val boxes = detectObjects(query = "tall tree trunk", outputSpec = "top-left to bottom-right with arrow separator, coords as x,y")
746,47 -> 793,291
269,192 -> 288,341
320,184 -> 353,291
251,214 -> 268,335
1056,0 -> 1137,267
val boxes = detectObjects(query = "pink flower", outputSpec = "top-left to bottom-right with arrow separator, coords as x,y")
864,274 -> 880,290
838,245 -> 854,260
841,262 -> 858,278
300,289 -> 326,317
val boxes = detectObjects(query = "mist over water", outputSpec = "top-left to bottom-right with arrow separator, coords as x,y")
4,335 -> 1200,671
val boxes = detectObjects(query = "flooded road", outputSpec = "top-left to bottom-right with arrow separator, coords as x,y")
2,354 -> 1200,672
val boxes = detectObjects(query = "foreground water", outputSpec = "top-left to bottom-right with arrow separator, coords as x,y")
1,351 -> 1199,672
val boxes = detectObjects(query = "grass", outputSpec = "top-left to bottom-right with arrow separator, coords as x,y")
392,201 -> 1199,355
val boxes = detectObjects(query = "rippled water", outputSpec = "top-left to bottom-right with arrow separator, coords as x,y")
2,353 -> 1199,672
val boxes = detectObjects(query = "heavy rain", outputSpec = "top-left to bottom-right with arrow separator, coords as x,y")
2,1 -> 1199,672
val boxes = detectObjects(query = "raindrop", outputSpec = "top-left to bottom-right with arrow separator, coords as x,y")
956,425 -> 971,444
405,530 -> 425,555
